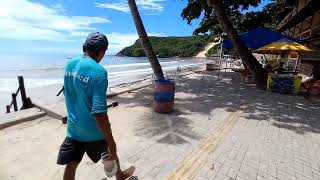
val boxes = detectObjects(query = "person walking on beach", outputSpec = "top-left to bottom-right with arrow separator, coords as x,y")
57,32 -> 135,180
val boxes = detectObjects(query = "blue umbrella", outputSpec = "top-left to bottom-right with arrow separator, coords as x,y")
222,28 -> 303,50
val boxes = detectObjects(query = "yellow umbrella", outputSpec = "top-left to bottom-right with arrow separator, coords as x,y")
253,39 -> 314,72
253,40 -> 313,54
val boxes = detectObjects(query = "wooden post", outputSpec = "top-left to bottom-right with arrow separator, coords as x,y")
62,117 -> 67,124
218,38 -> 223,79
12,93 -> 18,111
18,76 -> 28,109
27,98 -> 33,108
6,105 -> 10,113
225,60 -> 227,77
295,53 -> 300,72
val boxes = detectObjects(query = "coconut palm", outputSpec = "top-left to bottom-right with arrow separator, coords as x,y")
128,0 -> 164,80
207,0 -> 268,89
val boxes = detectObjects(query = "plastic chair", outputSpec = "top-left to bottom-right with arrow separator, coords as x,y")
306,80 -> 320,98
239,68 -> 253,83
151,66 -> 181,86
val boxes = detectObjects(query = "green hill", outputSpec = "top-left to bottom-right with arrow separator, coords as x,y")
116,36 -> 211,58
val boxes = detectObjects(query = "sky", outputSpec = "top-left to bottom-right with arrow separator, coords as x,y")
0,0 -> 270,60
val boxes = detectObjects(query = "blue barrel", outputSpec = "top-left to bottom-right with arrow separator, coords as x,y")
154,79 -> 175,113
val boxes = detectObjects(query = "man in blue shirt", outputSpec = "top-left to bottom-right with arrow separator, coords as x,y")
57,32 -> 135,180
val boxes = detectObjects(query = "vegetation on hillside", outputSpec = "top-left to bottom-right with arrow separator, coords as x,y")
206,43 -> 221,57
206,43 -> 239,58
128,0 -> 164,79
117,36 -> 211,58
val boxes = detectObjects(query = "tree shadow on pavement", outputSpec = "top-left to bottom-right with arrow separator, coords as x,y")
111,71 -> 320,145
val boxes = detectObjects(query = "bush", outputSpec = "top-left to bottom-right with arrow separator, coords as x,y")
206,43 -> 239,59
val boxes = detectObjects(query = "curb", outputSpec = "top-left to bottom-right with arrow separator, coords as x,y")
108,84 -> 151,98
0,108 -> 46,130
32,103 -> 65,121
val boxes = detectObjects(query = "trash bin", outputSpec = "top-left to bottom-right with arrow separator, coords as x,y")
154,79 -> 175,113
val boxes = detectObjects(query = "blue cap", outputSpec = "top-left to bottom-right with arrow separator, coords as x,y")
83,32 -> 108,52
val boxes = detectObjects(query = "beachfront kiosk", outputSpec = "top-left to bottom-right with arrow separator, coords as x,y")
254,39 -> 313,95
222,28 -> 314,94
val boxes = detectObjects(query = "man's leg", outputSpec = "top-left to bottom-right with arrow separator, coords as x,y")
63,161 -> 80,180
57,138 -> 85,180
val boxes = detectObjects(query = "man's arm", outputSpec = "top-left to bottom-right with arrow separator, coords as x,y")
91,71 -> 116,158
95,112 -> 117,160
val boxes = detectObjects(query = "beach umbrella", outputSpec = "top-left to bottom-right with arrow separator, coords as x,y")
253,39 -> 313,54
253,39 -> 314,72
222,28 -> 303,50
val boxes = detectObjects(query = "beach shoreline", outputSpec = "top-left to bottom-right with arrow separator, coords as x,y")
0,64 -> 206,114
1,59 -> 241,115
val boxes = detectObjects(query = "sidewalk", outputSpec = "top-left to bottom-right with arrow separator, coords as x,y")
1,71 -> 319,180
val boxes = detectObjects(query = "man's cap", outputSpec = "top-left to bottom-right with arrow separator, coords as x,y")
83,32 -> 108,51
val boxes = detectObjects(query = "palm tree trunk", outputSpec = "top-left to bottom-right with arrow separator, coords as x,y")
128,0 -> 164,80
207,0 -> 268,89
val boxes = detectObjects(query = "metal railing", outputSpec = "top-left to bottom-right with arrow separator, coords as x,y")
6,76 -> 33,113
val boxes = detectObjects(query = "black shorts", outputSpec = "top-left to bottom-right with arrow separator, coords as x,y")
57,137 -> 108,165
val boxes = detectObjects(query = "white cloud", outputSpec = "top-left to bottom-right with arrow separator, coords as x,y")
0,0 -> 110,41
95,2 -> 130,13
95,0 -> 166,14
137,0 -> 165,11
52,3 -> 66,13
0,0 -> 164,55
0,32 -> 164,55
105,32 -> 163,54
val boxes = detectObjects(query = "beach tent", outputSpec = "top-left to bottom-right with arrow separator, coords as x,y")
222,28 -> 303,50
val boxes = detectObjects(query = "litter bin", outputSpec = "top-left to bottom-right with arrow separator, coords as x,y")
154,79 -> 175,113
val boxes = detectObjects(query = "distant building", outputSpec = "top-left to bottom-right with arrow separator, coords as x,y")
277,0 -> 320,79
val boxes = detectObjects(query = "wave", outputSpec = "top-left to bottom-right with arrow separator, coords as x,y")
0,67 -> 65,72
0,78 -> 63,92
109,62 -> 206,78
104,61 -> 179,69
0,61 -> 181,72
0,62 -> 206,92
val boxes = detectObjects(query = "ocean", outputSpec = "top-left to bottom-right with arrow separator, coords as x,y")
0,56 -> 208,113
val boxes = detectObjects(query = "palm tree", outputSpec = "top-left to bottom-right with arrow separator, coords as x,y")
207,0 -> 268,89
127,0 -> 164,80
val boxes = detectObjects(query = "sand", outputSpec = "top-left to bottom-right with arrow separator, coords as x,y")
0,71 -> 227,179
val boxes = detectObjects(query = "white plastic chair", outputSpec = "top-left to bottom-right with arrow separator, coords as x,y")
151,66 -> 181,86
